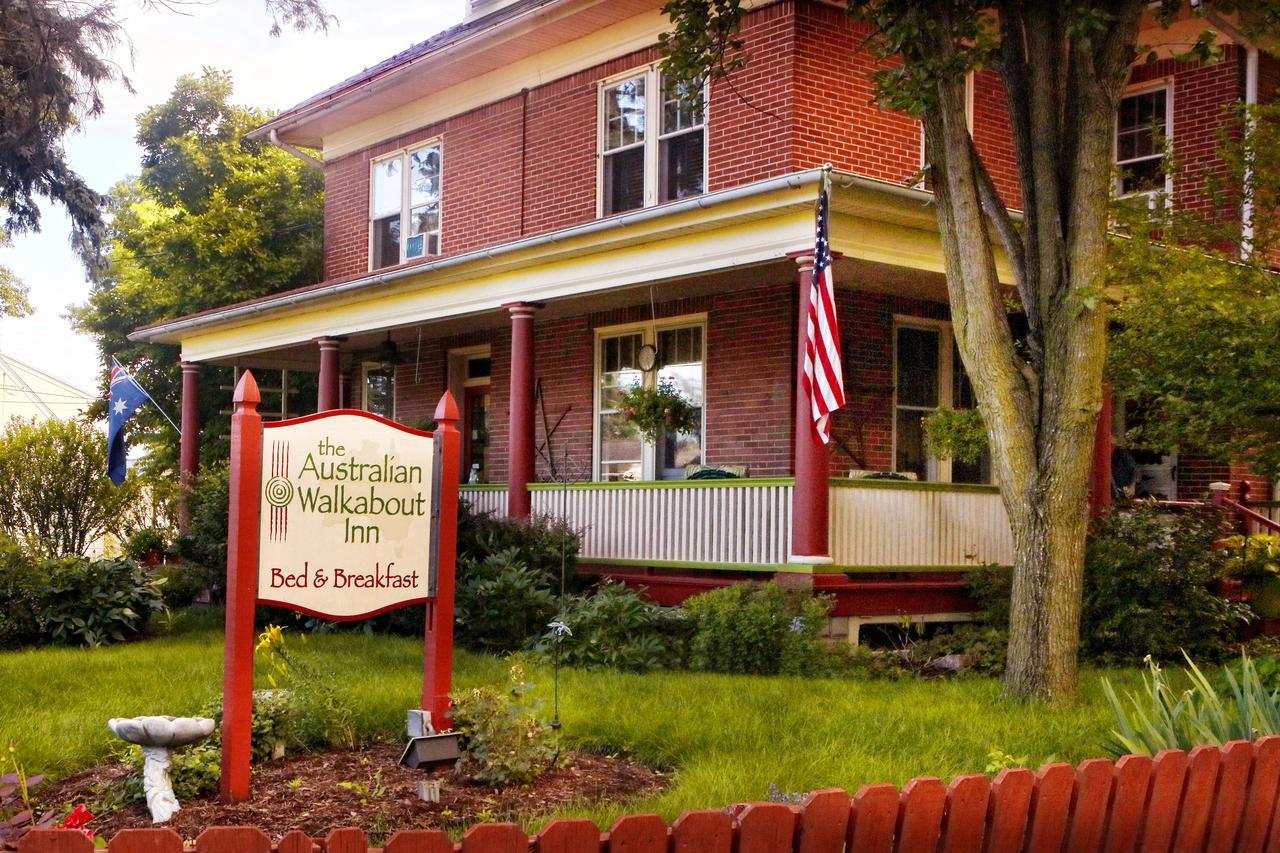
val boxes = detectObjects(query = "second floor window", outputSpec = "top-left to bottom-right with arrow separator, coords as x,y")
600,67 -> 706,216
371,142 -> 442,270
1115,87 -> 1169,196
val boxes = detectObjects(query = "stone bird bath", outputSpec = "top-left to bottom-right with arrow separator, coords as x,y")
107,716 -> 215,823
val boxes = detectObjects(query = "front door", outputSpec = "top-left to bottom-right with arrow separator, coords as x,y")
463,385 -> 490,484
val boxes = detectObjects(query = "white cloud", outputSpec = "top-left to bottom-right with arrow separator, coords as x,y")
0,0 -> 466,397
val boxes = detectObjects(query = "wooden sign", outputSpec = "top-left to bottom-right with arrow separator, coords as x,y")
219,372 -> 461,803
257,411 -> 436,619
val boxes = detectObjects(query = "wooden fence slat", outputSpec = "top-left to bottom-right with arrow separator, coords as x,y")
536,820 -> 601,853
847,783 -> 899,853
276,829 -> 315,853
1138,749 -> 1189,853
1063,758 -> 1114,852
194,827 -> 272,853
107,829 -> 184,853
894,777 -> 945,853
1237,736 -> 1280,853
939,774 -> 989,853
1169,745 -> 1220,853
384,829 -> 455,853
670,811 -> 731,853
606,814 -> 669,853
796,789 -> 849,853
736,803 -> 796,853
983,768 -> 1034,853
326,828 -> 368,853
1102,753 -> 1153,853
1022,763 -> 1076,853
1201,739 -> 1254,852
461,824 -> 529,853
17,829 -> 93,853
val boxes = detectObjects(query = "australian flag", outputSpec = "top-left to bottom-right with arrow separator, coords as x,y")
107,359 -> 148,486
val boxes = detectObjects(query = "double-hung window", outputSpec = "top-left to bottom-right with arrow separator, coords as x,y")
595,318 -> 705,481
1115,86 -> 1170,197
600,66 -> 706,216
371,141 -> 442,270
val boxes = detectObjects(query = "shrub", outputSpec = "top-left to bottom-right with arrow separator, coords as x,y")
534,580 -> 694,672
0,534 -> 44,649
124,527 -> 170,562
121,741 -> 220,802
0,417 -> 143,557
458,503 -> 582,588
684,581 -> 833,675
37,557 -> 165,647
451,663 -> 558,785
1102,653 -> 1280,756
176,463 -> 230,572
1083,504 -> 1251,663
1223,534 -> 1280,618
153,559 -> 219,609
454,548 -> 557,653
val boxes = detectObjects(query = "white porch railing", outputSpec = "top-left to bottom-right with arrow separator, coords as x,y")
461,478 -> 1013,569
529,479 -> 793,568
828,480 -> 1013,568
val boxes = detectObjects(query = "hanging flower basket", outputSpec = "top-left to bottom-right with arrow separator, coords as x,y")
617,379 -> 698,442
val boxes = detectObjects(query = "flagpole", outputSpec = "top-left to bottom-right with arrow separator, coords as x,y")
113,358 -> 181,434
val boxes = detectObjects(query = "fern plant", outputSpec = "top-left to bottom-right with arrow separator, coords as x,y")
1102,653 -> 1280,756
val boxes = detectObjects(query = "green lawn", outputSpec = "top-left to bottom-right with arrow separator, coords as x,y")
0,611 -> 1139,828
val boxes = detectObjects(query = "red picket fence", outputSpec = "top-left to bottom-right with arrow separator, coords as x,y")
17,738 -> 1280,853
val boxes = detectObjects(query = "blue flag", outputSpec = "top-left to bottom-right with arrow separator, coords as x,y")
107,360 -> 148,486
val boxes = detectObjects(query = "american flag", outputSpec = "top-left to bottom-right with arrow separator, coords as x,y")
802,174 -> 845,443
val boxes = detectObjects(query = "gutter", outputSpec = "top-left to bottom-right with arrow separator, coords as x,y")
269,130 -> 323,170
130,168 -> 935,343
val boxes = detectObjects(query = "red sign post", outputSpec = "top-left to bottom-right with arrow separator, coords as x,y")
219,371 -> 461,803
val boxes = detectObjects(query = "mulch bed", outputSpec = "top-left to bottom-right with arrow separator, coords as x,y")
35,745 -> 666,844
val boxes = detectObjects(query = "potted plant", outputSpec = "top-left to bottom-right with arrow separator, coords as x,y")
922,407 -> 989,465
617,379 -> 698,443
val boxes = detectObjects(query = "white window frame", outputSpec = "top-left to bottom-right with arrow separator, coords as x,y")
597,64 -> 709,217
1114,81 -> 1173,200
592,313 -> 708,481
361,361 -> 397,419
368,138 -> 443,271
891,315 -> 992,484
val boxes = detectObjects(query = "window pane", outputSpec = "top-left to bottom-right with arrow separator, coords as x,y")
407,202 -> 439,258
660,129 -> 705,202
1119,157 -> 1166,195
409,146 -> 440,205
372,157 -> 402,219
604,147 -> 645,214
372,215 -> 400,269
895,409 -> 928,480
953,344 -> 977,409
467,357 -> 491,380
365,367 -> 395,418
896,327 -> 939,408
599,333 -> 644,480
661,75 -> 704,135
657,325 -> 704,478
604,76 -> 646,151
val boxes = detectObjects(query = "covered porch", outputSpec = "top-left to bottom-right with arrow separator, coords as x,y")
135,168 -> 1067,625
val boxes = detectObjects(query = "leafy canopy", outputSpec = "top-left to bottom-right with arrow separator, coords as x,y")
72,69 -> 324,472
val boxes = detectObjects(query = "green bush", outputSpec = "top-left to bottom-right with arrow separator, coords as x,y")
37,557 -> 165,647
1103,653 -> 1280,756
684,581 -> 833,675
1083,504 -> 1251,663
458,503 -> 582,588
454,548 -> 557,653
0,417 -> 143,557
176,463 -> 230,573
0,535 -> 44,649
153,559 -> 219,609
121,741 -> 221,802
1224,534 -> 1280,618
535,580 -> 694,672
124,527 -> 170,562
451,663 -> 558,785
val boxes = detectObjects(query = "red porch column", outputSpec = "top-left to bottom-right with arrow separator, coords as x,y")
316,337 -> 343,411
1089,386 -> 1114,519
505,302 -> 541,519
790,254 -> 831,563
177,360 -> 201,533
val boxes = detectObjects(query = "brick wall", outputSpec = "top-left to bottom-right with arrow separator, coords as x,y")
319,0 -> 1028,281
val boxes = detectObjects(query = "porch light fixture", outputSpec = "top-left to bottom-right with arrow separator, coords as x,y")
638,343 -> 658,372
376,333 -> 404,372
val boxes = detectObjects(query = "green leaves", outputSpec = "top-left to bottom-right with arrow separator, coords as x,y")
922,406 -> 988,464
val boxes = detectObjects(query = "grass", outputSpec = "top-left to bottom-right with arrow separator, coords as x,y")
0,609 -> 1141,829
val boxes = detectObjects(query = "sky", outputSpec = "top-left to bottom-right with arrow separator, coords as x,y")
0,0 -> 467,397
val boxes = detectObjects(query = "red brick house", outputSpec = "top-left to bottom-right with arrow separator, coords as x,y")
132,0 -> 1276,638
